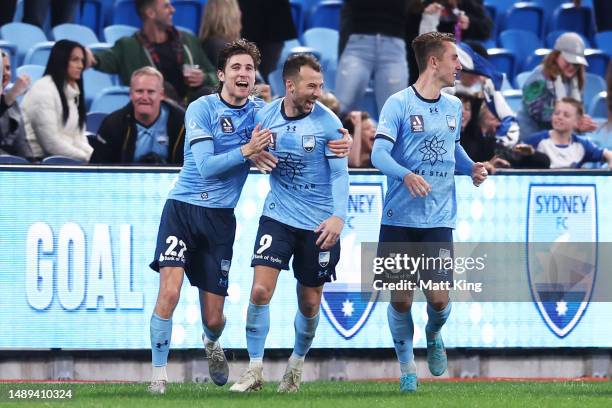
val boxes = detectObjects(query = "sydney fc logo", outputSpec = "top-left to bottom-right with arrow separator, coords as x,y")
446,115 -> 456,131
321,182 -> 384,339
302,135 -> 316,152
319,251 -> 330,268
527,184 -> 597,338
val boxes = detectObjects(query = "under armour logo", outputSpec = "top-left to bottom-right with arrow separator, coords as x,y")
430,107 -> 439,114
286,125 -> 296,132
393,339 -> 406,346
156,340 -> 169,349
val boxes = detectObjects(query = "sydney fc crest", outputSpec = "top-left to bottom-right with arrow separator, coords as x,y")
302,135 -> 316,152
321,182 -> 384,339
319,251 -> 330,268
527,184 -> 597,338
446,115 -> 456,131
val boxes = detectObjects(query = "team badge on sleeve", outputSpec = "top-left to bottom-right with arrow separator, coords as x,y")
410,115 -> 424,132
220,116 -> 235,133
302,135 -> 316,152
446,115 -> 457,131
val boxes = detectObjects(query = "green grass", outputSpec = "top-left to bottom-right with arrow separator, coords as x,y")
1,380 -> 611,408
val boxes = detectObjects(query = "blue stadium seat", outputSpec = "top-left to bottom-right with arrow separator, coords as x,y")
584,49 -> 609,78
307,0 -> 342,30
90,86 -> 130,114
0,154 -> 30,164
173,0 -> 202,35
355,87 -> 378,121
277,38 -> 302,70
112,0 -> 141,27
290,1 -> 304,37
501,89 -> 523,113
545,30 -> 591,48
499,29 -> 542,73
267,68 -> 285,97
583,73 -> 606,113
531,0 -> 564,29
41,156 -> 86,164
594,31 -> 612,57
52,23 -> 99,46
16,64 -> 45,83
103,25 -> 138,44
23,41 -> 55,66
522,48 -> 551,71
86,111 -> 107,134
515,71 -> 532,89
588,91 -> 607,119
77,0 -> 105,38
83,69 -> 118,110
487,48 -> 517,82
288,46 -> 322,62
301,27 -> 339,71
502,2 -> 545,38
0,22 -> 47,66
549,4 -> 595,41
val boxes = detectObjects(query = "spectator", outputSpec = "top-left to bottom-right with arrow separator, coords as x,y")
586,63 -> 612,150
319,91 -> 341,117
238,0 -> 296,79
344,111 -> 376,168
24,0 -> 79,28
88,0 -> 217,106
0,51 -> 33,160
335,0 -> 409,114
199,0 -> 242,69
518,32 -> 598,138
523,97 -> 612,169
90,67 -> 185,165
22,40 -> 92,162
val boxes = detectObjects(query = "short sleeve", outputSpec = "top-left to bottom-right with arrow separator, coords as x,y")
577,135 -> 604,162
185,99 -> 214,146
376,93 -> 404,143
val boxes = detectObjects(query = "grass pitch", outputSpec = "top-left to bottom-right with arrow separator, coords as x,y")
1,380 -> 611,408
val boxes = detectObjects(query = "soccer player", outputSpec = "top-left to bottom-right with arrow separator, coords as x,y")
230,54 -> 350,393
147,39 -> 272,394
371,32 -> 488,392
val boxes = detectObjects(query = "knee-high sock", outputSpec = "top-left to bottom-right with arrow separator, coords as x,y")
425,302 -> 452,335
150,313 -> 172,367
246,302 -> 270,360
387,304 -> 414,371
203,316 -> 225,343
293,310 -> 320,358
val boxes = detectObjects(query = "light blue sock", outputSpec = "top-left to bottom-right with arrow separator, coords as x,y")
203,316 -> 225,343
387,304 -> 414,367
150,313 -> 172,367
246,302 -> 270,359
426,302 -> 452,335
293,310 -> 319,358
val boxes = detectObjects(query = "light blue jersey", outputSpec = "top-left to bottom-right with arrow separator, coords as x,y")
374,86 -> 466,228
169,93 -> 265,208
256,99 -> 349,230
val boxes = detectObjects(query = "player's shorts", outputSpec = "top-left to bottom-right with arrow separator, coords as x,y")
377,225 -> 453,286
150,199 -> 236,296
251,216 -> 340,287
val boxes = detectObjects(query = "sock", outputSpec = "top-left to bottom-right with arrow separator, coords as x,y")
293,310 -> 319,358
387,304 -> 414,369
152,366 -> 168,381
150,313 -> 172,367
246,302 -> 270,360
288,352 -> 305,369
203,315 -> 226,344
425,302 -> 452,336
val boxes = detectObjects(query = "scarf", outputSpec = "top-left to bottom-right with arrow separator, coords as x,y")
553,75 -> 581,101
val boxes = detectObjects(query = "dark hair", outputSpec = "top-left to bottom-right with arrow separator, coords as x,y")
282,54 -> 321,82
216,38 -> 261,93
135,0 -> 156,19
342,111 -> 371,135
412,31 -> 455,74
44,39 -> 86,129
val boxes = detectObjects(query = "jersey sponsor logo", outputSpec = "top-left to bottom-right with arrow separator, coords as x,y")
319,251 -> 330,268
220,259 -> 231,276
419,135 -> 447,166
446,115 -> 457,131
527,184 -> 597,338
410,115 -> 424,132
302,135 -> 316,152
269,132 -> 277,150
220,116 -> 234,133
201,192 -> 209,200
277,152 -> 306,182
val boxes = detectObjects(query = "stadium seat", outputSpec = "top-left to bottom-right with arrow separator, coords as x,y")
531,0 -> 565,26
501,89 -> 523,113
89,86 -> 130,114
23,41 -> 55,66
16,64 -> 45,84
522,48 -> 551,71
301,28 -> 339,71
173,0 -> 202,35
502,2 -> 544,38
594,31 -> 612,57
307,0 -> 342,30
549,3 -> 595,41
41,156 -> 86,164
83,69 -> 118,110
267,68 -> 285,97
290,1 -> 304,36
588,91 -> 607,119
103,25 -> 138,44
112,0 -> 141,27
515,71 -> 532,89
584,49 -> 609,78
86,111 -> 107,134
277,38 -> 302,70
487,48 -> 517,82
545,30 -> 591,49
52,24 -> 99,46
0,22 -> 47,66
583,73 -> 606,112
0,154 -> 30,164
77,0 -> 105,38
288,46 -> 322,62
355,88 -> 378,121
499,29 -> 542,73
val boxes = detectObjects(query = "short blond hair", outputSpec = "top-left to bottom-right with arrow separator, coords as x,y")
130,66 -> 164,87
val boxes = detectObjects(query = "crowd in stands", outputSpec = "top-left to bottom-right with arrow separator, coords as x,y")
0,0 -> 610,171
